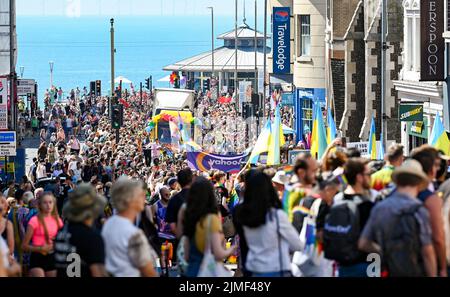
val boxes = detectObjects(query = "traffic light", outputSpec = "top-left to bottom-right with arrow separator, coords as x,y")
90,81 -> 95,95
145,77 -> 150,90
111,104 -> 123,129
95,80 -> 101,96
202,79 -> 210,92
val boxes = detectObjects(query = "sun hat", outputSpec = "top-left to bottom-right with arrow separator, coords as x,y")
62,183 -> 107,223
391,159 -> 429,189
272,170 -> 289,185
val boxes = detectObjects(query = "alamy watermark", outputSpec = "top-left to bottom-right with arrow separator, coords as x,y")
366,253 -> 381,277
66,253 -> 81,277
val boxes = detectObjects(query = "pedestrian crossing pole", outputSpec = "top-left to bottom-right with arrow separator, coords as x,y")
110,18 -> 115,116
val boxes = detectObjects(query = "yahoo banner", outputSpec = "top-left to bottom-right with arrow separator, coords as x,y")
273,7 -> 290,74
187,151 -> 247,173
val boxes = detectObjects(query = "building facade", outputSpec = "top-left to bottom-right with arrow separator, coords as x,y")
393,0 -> 445,152
339,0 -> 403,144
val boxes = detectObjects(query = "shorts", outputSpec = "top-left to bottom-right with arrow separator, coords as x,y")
29,252 -> 56,272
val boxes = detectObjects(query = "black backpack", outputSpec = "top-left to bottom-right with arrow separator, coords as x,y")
323,193 -> 363,264
381,204 -> 425,276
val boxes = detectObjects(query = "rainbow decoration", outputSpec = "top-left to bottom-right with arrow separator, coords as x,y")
282,184 -> 308,222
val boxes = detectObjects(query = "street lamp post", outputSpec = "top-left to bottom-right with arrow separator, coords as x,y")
207,7 -> 214,78
19,66 -> 24,78
49,61 -> 54,88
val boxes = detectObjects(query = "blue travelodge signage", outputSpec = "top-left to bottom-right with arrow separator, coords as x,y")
273,7 -> 290,74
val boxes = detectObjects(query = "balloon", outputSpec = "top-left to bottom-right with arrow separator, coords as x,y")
145,126 -> 153,133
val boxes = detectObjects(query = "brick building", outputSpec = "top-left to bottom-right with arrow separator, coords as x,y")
339,0 -> 403,143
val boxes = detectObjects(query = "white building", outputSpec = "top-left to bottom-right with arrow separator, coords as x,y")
393,0 -> 444,152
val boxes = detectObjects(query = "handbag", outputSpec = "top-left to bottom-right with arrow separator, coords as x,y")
222,215 -> 236,238
197,215 -> 232,277
292,198 -> 329,277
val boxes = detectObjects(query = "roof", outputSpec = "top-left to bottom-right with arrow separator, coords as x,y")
163,46 -> 270,72
217,24 -> 266,40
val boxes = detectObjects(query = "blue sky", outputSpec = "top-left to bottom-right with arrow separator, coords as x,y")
17,0 -> 263,17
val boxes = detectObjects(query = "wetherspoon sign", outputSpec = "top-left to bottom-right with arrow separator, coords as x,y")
421,0 -> 444,81
273,7 -> 290,74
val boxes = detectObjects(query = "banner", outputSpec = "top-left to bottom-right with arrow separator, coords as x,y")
399,104 -> 423,121
421,0 -> 444,81
273,7 -> 290,74
187,151 -> 247,173
288,149 -> 310,164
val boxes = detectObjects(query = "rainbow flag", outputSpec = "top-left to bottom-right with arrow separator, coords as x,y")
282,184 -> 308,222
368,115 -> 377,160
327,107 -> 337,144
267,105 -> 285,165
229,188 -> 240,212
310,102 -> 328,159
429,112 -> 450,156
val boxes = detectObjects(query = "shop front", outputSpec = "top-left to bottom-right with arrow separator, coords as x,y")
294,88 -> 326,145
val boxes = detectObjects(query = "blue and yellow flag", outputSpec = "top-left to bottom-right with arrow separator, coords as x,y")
249,120 -> 272,164
327,107 -> 337,144
267,105 -> 285,165
368,115 -> 377,160
310,103 -> 328,159
429,113 -> 450,156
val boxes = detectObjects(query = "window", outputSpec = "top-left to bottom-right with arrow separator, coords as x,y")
300,15 -> 311,56
301,98 -> 313,136
405,8 -> 420,72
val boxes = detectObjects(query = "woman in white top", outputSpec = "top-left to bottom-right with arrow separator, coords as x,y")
234,170 -> 302,277
36,161 -> 47,180
101,177 -> 158,277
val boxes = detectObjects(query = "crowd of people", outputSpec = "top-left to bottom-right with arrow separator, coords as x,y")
0,84 -> 450,278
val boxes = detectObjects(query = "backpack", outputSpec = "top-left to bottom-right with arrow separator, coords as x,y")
323,193 -> 363,264
382,204 -> 425,276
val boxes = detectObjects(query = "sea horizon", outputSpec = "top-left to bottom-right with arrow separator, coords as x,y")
17,15 -> 266,106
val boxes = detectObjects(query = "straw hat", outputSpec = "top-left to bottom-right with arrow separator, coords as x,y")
391,159 -> 429,189
62,184 -> 106,223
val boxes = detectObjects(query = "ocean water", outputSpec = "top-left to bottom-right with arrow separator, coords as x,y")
16,16 -> 247,105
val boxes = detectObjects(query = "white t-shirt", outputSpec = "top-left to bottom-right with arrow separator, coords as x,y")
36,165 -> 47,179
102,215 -> 156,277
0,237 -> 9,269
66,118 -> 73,128
72,168 -> 82,181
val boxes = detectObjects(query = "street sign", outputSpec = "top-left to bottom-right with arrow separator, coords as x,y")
288,149 -> 310,164
399,104 -> 423,121
17,79 -> 36,96
0,131 -> 16,156
347,142 -> 369,156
